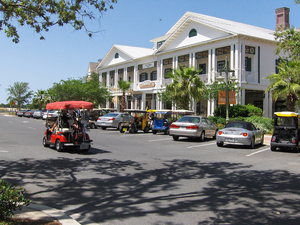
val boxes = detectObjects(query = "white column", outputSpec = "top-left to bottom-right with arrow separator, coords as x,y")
141,93 -> 146,110
124,67 -> 128,81
106,72 -> 109,87
114,70 -> 118,87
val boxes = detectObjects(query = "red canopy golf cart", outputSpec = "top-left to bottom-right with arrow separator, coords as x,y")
43,101 -> 93,152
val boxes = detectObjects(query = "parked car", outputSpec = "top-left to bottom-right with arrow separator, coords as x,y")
17,109 -> 30,117
169,116 -> 217,141
216,121 -> 264,148
43,110 -> 58,120
24,110 -> 35,118
97,112 -> 132,130
33,109 -> 47,119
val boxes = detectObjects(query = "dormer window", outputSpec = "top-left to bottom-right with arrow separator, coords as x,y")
189,29 -> 197,37
115,53 -> 119,59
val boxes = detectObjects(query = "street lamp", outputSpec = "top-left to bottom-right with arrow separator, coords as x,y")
217,57 -> 237,123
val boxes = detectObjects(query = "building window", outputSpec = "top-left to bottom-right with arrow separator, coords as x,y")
157,40 -> 165,49
217,61 -> 225,71
139,73 -> 148,82
245,57 -> 252,72
189,29 -> 197,37
115,53 -> 119,59
245,46 -> 255,55
164,68 -> 172,79
216,46 -> 231,55
128,76 -> 131,82
199,64 -> 206,74
150,71 -> 157,81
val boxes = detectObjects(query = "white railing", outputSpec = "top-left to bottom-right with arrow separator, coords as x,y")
162,79 -> 173,86
198,74 -> 208,82
241,71 -> 258,84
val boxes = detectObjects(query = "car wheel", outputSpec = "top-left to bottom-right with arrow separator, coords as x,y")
260,134 -> 264,145
249,137 -> 255,149
164,128 -> 169,135
199,131 -> 205,142
270,146 -> 276,151
55,139 -> 63,152
217,142 -> 223,147
152,130 -> 157,134
117,123 -> 122,130
144,126 -> 149,133
43,136 -> 50,147
293,146 -> 299,153
90,123 -> 96,129
101,127 -> 107,130
129,128 -> 135,133
173,136 -> 179,141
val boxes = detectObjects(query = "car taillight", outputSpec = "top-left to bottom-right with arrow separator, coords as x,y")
241,133 -> 248,137
186,125 -> 198,129
108,118 -> 115,121
218,131 -> 224,135
98,118 -> 101,120
170,124 -> 180,129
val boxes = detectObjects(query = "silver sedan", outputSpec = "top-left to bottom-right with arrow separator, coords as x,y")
169,116 -> 218,141
216,121 -> 264,148
97,113 -> 132,130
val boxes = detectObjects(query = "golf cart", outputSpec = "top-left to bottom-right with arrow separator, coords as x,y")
152,110 -> 194,135
270,111 -> 300,153
119,109 -> 151,133
43,101 -> 93,152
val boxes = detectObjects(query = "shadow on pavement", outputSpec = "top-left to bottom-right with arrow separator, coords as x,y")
1,158 -> 300,224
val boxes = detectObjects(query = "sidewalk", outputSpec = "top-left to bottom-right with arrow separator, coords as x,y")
264,134 -> 272,145
13,204 -> 81,225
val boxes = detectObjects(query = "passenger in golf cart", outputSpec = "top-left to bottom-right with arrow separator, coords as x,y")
43,101 -> 93,152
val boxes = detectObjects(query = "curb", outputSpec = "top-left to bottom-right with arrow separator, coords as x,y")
14,204 -> 81,225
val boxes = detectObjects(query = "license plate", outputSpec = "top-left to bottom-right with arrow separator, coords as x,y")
123,128 -> 127,132
225,138 -> 235,142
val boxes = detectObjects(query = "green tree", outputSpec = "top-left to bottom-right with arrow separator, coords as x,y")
32,89 -> 50,109
274,27 -> 300,61
6,81 -> 33,110
47,74 -> 111,106
203,80 -> 239,103
117,80 -> 132,112
163,66 -> 206,110
265,58 -> 300,111
0,0 -> 117,43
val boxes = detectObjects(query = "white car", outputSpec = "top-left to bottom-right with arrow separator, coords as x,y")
97,113 -> 132,130
43,110 -> 58,120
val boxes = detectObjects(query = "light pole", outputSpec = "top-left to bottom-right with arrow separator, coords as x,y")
217,57 -> 237,123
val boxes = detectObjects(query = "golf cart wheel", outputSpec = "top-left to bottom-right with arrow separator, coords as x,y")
270,146 -> 276,151
164,128 -> 169,135
129,128 -> 135,133
82,145 -> 90,153
55,139 -> 63,152
90,123 -> 96,129
43,136 -> 50,147
120,127 -> 125,133
144,126 -> 149,133
152,130 -> 157,134
173,136 -> 179,141
101,127 -> 107,130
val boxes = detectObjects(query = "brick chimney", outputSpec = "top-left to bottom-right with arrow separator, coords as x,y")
275,7 -> 290,30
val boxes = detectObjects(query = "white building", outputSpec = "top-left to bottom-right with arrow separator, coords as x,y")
91,8 -> 291,118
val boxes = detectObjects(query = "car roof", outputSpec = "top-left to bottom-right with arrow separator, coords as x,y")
227,121 -> 252,125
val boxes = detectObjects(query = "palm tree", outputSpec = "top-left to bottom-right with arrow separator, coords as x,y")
265,58 -> 300,111
165,66 -> 206,110
117,80 -> 132,112
32,89 -> 50,109
6,82 -> 33,110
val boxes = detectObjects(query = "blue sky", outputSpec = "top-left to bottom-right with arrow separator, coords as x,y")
1,0 -> 300,105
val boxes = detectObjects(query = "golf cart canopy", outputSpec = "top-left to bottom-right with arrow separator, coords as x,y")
46,101 -> 93,110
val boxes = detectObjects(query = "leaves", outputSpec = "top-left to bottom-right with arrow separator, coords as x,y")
6,82 -> 33,110
0,0 -> 118,43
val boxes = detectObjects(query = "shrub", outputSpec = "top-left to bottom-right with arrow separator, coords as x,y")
213,104 -> 262,118
0,179 -> 30,219
244,115 -> 273,134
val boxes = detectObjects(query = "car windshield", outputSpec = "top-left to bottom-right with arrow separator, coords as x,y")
103,113 -> 118,117
276,117 -> 296,127
225,122 -> 251,130
177,117 -> 200,123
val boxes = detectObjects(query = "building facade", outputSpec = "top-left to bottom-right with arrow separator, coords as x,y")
91,9 -> 290,118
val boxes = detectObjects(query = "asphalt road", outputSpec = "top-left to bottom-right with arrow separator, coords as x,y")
1,114 -> 300,225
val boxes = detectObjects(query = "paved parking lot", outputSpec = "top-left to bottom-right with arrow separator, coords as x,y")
2,115 -> 300,224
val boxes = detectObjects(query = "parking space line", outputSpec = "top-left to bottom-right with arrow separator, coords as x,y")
149,138 -> 171,142
0,150 -> 9,153
246,148 -> 270,157
28,127 -> 36,130
187,142 -> 216,149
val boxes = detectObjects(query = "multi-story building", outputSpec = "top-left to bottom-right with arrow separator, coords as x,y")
90,7 -> 291,118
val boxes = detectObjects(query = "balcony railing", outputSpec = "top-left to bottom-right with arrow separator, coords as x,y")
241,71 -> 258,84
162,79 -> 173,87
197,74 -> 208,82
